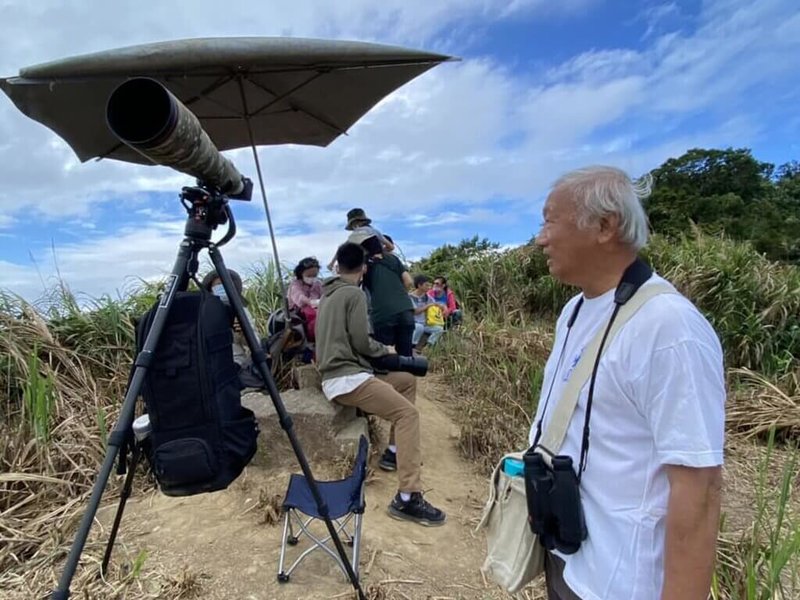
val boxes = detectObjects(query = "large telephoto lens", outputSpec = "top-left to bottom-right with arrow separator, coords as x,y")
107,78 -> 246,196
371,353 -> 428,377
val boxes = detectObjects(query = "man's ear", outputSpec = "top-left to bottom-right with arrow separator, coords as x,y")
598,213 -> 620,244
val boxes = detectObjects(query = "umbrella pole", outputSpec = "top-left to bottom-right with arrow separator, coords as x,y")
237,79 -> 291,320
236,80 -> 366,600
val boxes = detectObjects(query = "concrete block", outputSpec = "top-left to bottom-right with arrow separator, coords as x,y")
241,388 -> 369,470
292,364 -> 322,390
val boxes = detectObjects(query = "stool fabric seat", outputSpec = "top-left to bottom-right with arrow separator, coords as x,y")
277,435 -> 369,585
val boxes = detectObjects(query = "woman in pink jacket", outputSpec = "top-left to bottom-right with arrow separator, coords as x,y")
288,257 -> 322,341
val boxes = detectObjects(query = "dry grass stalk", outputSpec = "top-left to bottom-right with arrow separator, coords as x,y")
728,368 -> 800,439
254,488 -> 284,526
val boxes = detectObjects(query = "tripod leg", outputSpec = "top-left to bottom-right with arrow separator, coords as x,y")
51,239 -> 198,600
101,443 -> 143,577
209,248 -> 366,600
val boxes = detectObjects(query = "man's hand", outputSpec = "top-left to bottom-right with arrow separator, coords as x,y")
661,465 -> 722,600
385,345 -> 397,355
233,319 -> 243,333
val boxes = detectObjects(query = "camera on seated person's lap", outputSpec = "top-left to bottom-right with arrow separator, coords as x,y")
522,446 -> 587,554
369,353 -> 428,377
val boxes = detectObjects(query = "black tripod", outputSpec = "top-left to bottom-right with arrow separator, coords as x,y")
52,185 -> 367,600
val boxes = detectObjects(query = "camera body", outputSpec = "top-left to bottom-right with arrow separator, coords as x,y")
523,447 -> 587,554
370,353 -> 428,377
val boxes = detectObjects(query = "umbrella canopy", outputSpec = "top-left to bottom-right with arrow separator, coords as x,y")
0,37 -> 453,165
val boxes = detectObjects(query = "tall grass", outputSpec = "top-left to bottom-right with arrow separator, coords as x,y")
428,318 -> 553,471
444,232 -> 800,378
242,259 -> 286,333
643,233 -> 800,376
22,347 -> 55,444
0,263 -> 287,598
0,290 -> 107,595
713,431 -> 800,599
446,244 -> 573,323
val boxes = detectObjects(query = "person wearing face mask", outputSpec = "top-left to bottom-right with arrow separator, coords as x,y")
201,269 -> 263,388
288,257 -> 323,341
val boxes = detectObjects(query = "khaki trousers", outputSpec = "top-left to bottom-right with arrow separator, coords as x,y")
335,372 -> 421,493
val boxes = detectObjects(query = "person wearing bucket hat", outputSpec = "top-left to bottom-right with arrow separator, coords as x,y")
327,207 -> 395,271
345,207 -> 370,230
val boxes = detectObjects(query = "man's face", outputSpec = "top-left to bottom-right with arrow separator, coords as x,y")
418,280 -> 432,292
535,189 -> 600,286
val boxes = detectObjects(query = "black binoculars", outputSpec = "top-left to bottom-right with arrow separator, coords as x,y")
522,447 -> 587,554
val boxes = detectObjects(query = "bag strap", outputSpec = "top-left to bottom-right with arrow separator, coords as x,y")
537,283 -> 676,461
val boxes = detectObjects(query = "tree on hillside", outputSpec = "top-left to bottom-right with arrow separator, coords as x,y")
775,160 -> 800,210
409,236 -> 500,279
776,160 -> 800,182
644,148 -> 800,263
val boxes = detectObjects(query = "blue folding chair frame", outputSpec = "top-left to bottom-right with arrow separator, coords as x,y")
277,435 -> 368,584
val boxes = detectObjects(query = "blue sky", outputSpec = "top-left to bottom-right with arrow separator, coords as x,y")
1,0 -> 798,301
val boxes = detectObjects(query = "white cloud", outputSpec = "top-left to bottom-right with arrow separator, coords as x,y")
0,259 -> 45,294
639,2 -> 681,41
4,216 -> 356,301
0,214 -> 15,229
408,211 -> 472,228
407,205 -> 532,229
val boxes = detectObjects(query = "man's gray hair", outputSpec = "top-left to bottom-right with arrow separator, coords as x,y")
552,166 -> 651,250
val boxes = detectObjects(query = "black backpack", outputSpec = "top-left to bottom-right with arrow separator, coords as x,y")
135,290 -> 259,496
265,307 -> 313,364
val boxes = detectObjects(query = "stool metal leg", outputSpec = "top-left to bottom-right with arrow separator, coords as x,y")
277,511 -> 291,582
351,513 -> 363,579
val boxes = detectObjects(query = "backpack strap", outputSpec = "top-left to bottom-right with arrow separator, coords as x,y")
537,283 -> 677,462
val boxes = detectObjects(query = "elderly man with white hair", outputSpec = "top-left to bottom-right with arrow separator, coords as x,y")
528,166 -> 725,600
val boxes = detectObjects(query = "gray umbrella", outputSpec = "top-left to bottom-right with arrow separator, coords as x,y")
1,37 -> 453,309
0,36 -> 453,164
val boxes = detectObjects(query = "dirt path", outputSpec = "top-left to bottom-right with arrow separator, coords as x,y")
103,378 -> 520,600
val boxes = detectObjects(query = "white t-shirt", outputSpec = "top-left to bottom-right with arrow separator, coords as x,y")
528,274 -> 725,600
322,372 -> 373,401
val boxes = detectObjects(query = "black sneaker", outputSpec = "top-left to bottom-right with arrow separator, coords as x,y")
378,448 -> 397,471
388,492 -> 446,527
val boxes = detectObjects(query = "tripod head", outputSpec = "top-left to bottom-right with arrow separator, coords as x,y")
180,181 -> 249,247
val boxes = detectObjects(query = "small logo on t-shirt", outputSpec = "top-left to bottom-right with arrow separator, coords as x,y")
562,348 -> 584,382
